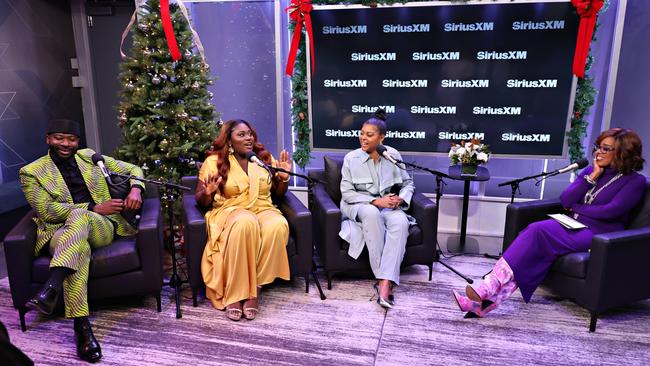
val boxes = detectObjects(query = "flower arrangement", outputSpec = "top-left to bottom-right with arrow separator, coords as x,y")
448,139 -> 491,167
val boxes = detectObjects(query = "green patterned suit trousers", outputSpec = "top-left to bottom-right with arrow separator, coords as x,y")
48,209 -> 114,318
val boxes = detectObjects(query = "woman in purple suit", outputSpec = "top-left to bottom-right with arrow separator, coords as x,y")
453,128 -> 646,317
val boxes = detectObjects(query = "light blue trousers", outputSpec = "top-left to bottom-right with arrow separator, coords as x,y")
356,204 -> 409,285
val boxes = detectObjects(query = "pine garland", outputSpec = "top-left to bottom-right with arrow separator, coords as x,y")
289,0 -> 603,167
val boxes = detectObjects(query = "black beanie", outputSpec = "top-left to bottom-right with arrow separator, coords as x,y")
47,119 -> 81,137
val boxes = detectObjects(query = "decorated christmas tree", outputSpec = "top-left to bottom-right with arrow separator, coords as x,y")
115,0 -> 218,183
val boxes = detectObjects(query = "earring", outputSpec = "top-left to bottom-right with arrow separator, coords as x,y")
228,145 -> 234,155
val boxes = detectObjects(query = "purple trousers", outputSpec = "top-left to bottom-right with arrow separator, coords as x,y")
503,219 -> 593,302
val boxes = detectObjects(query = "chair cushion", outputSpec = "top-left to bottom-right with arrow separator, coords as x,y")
90,237 -> 140,278
32,238 -> 141,282
324,155 -> 344,206
627,179 -> 650,229
550,252 -> 590,279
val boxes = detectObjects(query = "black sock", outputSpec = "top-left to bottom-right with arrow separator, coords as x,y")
73,316 -> 89,329
45,267 -> 73,291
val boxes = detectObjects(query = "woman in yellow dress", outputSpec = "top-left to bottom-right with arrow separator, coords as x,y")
195,119 -> 292,321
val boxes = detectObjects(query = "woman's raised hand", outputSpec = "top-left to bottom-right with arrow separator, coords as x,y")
276,149 -> 292,181
202,174 -> 222,196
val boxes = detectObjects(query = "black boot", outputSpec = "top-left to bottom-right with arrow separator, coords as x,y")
74,318 -> 102,363
25,267 -> 70,316
25,284 -> 59,316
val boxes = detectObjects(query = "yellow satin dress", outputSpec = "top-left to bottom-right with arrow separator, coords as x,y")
199,154 -> 290,310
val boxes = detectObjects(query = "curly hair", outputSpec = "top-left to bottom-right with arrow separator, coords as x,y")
207,119 -> 272,193
595,128 -> 645,174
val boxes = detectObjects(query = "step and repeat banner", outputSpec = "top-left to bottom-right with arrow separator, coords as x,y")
309,0 -> 579,157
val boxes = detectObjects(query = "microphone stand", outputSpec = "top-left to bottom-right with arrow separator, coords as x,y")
266,166 -> 327,300
498,170 -> 560,204
396,160 -> 473,284
110,171 -> 191,319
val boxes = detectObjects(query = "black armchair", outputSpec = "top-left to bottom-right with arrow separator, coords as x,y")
3,185 -> 164,331
308,156 -> 438,289
502,178 -> 650,332
180,176 -> 314,307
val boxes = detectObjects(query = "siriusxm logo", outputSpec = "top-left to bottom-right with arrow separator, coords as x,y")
502,133 -> 551,142
386,130 -> 426,139
323,79 -> 367,88
512,20 -> 565,31
322,25 -> 367,34
351,52 -> 397,61
477,51 -> 527,60
507,79 -> 558,88
325,129 -> 360,137
352,105 -> 396,113
444,22 -> 494,32
473,106 -> 521,115
383,24 -> 430,33
441,79 -> 489,88
439,131 -> 485,140
412,51 -> 460,61
411,105 -> 457,114
382,79 -> 428,88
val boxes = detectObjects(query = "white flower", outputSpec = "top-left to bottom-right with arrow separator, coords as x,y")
477,152 -> 489,162
456,147 -> 466,156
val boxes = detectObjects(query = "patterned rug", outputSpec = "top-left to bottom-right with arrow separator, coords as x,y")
2,255 -> 650,365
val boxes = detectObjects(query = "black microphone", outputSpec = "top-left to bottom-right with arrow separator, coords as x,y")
245,151 -> 273,176
376,145 -> 401,165
91,153 -> 113,185
552,158 -> 589,175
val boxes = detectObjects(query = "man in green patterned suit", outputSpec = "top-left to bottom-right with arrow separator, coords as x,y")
19,119 -> 145,363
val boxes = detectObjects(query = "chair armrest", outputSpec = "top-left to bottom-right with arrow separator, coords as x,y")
277,192 -> 311,254
277,191 -> 312,274
408,193 -> 438,247
3,211 -> 37,308
503,198 -> 563,252
584,226 -> 650,312
310,183 -> 341,267
182,194 -> 207,291
135,197 -> 164,290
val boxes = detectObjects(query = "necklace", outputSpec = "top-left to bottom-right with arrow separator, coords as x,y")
573,173 -> 623,220
584,173 -> 623,204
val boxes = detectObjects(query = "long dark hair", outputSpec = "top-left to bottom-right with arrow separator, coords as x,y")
595,128 -> 644,174
207,119 -> 271,193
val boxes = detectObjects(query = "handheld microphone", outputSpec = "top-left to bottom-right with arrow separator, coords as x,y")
91,153 -> 113,185
376,145 -> 401,165
553,158 -> 589,175
245,151 -> 273,176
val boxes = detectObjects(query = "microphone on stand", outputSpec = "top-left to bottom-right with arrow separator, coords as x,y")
549,158 -> 589,176
91,153 -> 114,185
245,151 -> 274,176
376,145 -> 401,166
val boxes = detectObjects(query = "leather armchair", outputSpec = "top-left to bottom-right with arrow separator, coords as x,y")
180,176 -> 313,307
502,178 -> 650,331
3,184 -> 164,331
308,156 -> 438,289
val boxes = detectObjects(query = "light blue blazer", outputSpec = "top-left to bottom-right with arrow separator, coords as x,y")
339,146 -> 415,259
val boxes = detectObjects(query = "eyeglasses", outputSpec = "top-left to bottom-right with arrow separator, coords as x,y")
593,144 -> 615,153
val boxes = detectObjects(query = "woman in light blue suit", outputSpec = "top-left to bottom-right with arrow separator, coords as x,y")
339,110 -> 415,309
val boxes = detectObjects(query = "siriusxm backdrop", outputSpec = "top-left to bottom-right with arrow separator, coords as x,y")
309,0 -> 579,157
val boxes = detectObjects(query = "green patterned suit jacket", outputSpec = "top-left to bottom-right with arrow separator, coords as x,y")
19,148 -> 146,255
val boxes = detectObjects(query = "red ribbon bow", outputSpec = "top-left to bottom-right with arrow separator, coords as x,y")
161,0 -> 181,61
571,0 -> 604,78
285,0 -> 315,76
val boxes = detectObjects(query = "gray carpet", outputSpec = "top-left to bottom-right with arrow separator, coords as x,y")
2,255 -> 650,365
